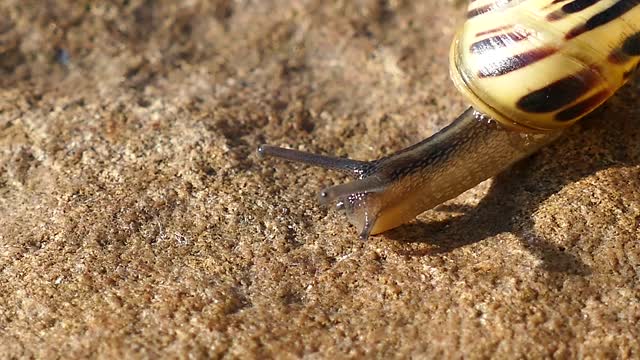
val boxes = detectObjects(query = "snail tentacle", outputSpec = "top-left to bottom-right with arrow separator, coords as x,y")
257,145 -> 370,176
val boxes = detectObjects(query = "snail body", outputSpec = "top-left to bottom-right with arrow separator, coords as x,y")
259,0 -> 640,239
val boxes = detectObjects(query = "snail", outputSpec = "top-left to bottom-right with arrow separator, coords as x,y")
258,0 -> 640,239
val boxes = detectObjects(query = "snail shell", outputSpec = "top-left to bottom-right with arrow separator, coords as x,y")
259,0 -> 640,239
451,0 -> 640,131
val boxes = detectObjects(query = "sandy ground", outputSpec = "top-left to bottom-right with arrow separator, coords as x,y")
1,0 -> 639,358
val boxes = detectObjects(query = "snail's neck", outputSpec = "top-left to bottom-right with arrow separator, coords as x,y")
360,107 -> 563,235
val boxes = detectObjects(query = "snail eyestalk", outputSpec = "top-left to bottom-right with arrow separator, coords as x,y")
257,145 -> 369,176
318,176 -> 386,205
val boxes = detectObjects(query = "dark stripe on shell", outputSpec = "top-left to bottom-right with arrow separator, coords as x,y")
468,4 -> 494,18
470,30 -> 531,54
622,32 -> 640,55
554,90 -> 610,121
516,68 -> 601,113
566,0 -> 640,39
467,0 -> 514,18
548,0 -> 601,20
607,32 -> 640,64
547,10 -> 567,19
563,0 -> 602,12
478,47 -> 556,77
475,25 -> 513,37
608,49 -> 630,64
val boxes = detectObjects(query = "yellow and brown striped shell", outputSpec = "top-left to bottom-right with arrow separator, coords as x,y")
450,0 -> 640,131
